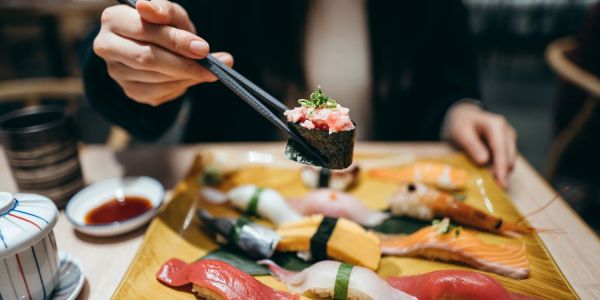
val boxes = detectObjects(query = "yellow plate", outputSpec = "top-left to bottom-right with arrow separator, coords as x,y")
112,150 -> 576,299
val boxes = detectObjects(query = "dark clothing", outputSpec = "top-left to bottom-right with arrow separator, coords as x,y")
82,0 -> 480,142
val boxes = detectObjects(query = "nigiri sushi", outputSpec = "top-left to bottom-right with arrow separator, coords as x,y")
227,184 -> 302,225
156,258 -> 298,300
276,215 -> 381,270
387,270 -> 537,300
197,209 -> 280,259
379,219 -> 530,279
284,86 -> 355,169
390,182 -> 533,236
289,189 -> 389,226
259,260 -> 416,300
369,162 -> 467,190
300,165 -> 360,191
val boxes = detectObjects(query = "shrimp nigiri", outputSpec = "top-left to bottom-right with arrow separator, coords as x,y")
390,182 -> 533,236
259,260 -> 416,300
387,270 -> 537,300
379,219 -> 531,279
156,258 -> 298,300
289,189 -> 389,226
369,162 -> 467,190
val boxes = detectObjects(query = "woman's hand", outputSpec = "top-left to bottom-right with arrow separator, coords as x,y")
93,0 -> 233,106
443,102 -> 517,188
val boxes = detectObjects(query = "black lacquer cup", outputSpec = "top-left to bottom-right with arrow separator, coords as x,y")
0,106 -> 84,208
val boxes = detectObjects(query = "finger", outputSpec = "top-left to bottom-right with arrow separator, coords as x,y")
506,125 -> 517,171
481,118 -> 509,188
121,79 -> 194,106
103,6 -> 208,59
451,125 -> 489,165
107,62 -> 176,83
136,0 -> 195,32
95,32 -> 214,81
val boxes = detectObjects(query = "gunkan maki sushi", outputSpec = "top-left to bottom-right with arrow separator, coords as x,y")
284,86 -> 355,169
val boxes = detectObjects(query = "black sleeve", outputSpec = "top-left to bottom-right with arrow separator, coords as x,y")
81,28 -> 184,141
423,0 -> 482,132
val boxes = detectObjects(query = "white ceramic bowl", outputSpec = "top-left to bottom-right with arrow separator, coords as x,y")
0,192 -> 60,300
65,176 -> 164,237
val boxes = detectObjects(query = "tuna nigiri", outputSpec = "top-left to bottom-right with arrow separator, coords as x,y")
227,184 -> 302,225
369,162 -> 467,190
259,260 -> 416,300
289,189 -> 389,226
379,219 -> 531,279
390,182 -> 533,236
156,258 -> 298,300
387,270 -> 537,300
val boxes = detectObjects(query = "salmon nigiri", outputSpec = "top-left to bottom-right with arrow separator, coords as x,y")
390,182 -> 533,236
388,270 -> 538,300
156,258 -> 298,300
379,219 -> 530,279
368,162 -> 468,190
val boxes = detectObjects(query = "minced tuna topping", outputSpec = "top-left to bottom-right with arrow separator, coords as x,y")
284,87 -> 355,134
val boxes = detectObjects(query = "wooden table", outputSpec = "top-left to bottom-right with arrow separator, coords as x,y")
1,143 -> 599,299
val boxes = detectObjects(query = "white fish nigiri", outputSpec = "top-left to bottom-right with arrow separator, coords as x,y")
259,260 -> 416,300
289,189 -> 389,226
301,165 -> 360,191
228,184 -> 302,225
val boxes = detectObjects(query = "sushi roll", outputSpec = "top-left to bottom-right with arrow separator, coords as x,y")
284,86 -> 355,169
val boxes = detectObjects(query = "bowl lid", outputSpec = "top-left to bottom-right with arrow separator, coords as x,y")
0,192 -> 59,259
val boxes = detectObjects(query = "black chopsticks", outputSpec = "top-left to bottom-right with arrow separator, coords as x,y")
113,0 -> 328,166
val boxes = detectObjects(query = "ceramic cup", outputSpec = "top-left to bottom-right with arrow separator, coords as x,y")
0,191 -> 60,300
0,106 -> 84,208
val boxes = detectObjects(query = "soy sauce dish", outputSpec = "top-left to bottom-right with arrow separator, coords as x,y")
66,176 -> 164,237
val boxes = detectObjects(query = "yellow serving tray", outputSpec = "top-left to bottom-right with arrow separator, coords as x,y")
112,150 -> 577,299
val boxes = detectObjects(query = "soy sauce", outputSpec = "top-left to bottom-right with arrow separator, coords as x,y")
85,196 -> 152,225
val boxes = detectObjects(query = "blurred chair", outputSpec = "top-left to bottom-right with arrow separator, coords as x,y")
545,37 -> 600,179
0,77 -> 130,150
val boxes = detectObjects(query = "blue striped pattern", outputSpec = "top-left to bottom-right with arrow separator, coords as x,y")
31,247 -> 47,299
13,209 -> 49,224
0,228 -> 7,249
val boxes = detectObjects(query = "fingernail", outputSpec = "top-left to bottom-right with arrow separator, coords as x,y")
190,40 -> 209,55
147,0 -> 162,13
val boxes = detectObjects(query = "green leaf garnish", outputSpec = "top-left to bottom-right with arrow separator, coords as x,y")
432,218 -> 462,237
298,86 -> 338,109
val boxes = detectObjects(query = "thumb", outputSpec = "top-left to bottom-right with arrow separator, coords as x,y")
136,0 -> 195,32
453,126 -> 489,165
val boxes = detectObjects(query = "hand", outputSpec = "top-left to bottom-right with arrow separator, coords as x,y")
93,0 -> 233,106
442,102 -> 517,188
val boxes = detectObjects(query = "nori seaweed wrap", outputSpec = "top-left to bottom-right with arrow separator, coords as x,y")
285,122 -> 355,169
283,87 -> 355,169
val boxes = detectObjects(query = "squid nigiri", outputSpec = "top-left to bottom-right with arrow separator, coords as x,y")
379,219 -> 530,279
368,162 -> 467,190
156,258 -> 298,300
259,260 -> 416,300
289,189 -> 389,226
227,184 -> 302,225
387,270 -> 537,300
390,182 -> 533,236
301,165 -> 360,191
197,209 -> 280,259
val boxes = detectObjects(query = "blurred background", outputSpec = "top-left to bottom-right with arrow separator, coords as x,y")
0,0 -> 599,229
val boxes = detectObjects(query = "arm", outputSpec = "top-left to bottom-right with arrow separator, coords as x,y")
430,0 -> 517,187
